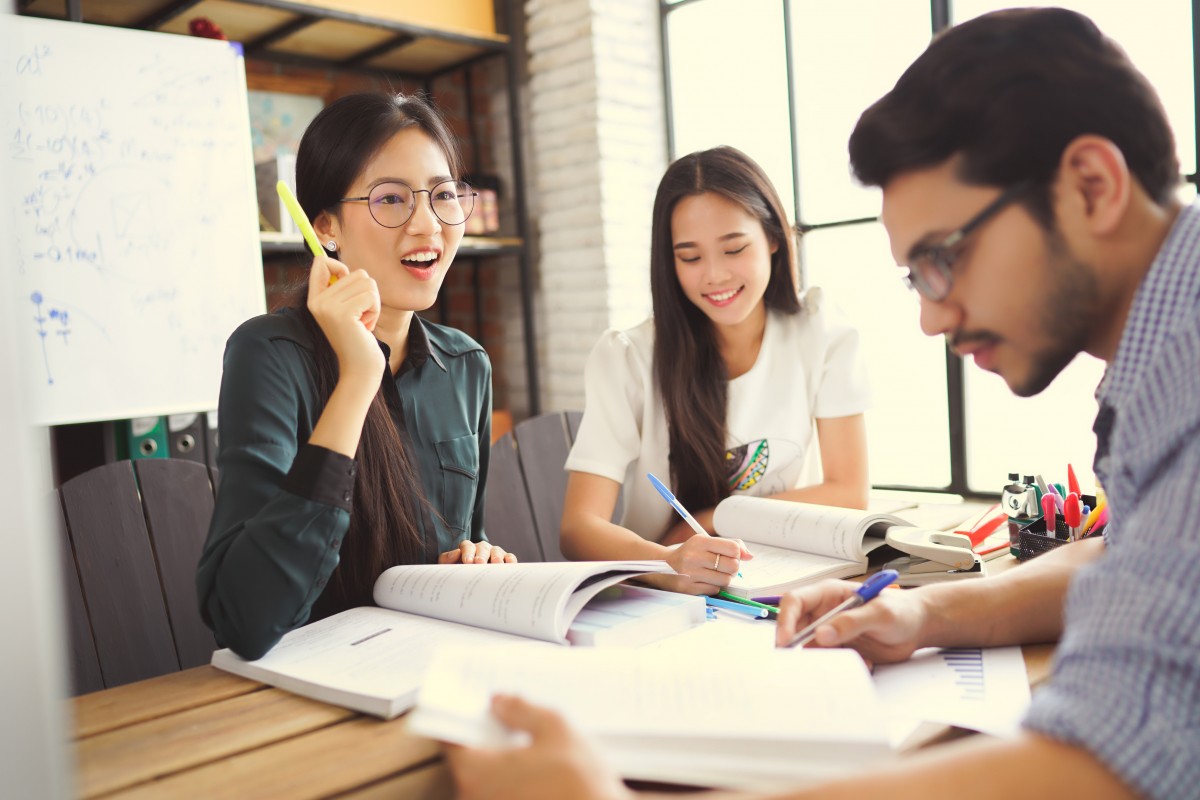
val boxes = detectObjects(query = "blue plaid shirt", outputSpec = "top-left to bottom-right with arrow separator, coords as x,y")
1023,202 -> 1200,798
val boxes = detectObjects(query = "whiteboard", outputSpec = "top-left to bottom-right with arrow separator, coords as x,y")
2,16 -> 266,425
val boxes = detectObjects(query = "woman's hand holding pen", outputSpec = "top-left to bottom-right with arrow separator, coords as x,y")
438,540 -> 518,565
774,578 -> 927,664
662,533 -> 752,595
307,254 -> 384,382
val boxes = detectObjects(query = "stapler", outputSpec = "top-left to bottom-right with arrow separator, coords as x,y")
883,526 -> 978,570
880,554 -> 985,587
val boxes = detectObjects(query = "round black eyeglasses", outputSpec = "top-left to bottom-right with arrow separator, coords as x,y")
339,180 -> 477,228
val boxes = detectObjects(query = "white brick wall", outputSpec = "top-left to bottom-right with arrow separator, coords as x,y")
524,0 -> 667,413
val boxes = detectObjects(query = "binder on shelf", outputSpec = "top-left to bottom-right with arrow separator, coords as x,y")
203,410 -> 219,472
115,417 -> 169,460
167,413 -> 206,463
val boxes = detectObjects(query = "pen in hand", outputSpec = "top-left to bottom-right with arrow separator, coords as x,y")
780,569 -> 899,649
646,473 -> 708,538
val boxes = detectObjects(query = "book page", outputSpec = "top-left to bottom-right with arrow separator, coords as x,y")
372,561 -> 671,643
714,496 -> 906,560
725,542 -> 866,596
211,606 -> 542,718
410,645 -> 888,748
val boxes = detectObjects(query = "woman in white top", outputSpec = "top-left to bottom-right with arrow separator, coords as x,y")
561,146 -> 871,594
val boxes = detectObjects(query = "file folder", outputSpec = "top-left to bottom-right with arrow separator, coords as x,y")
115,417 -> 169,460
167,413 -> 206,463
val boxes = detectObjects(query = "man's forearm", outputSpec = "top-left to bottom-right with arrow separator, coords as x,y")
785,732 -> 1133,800
640,732 -> 1134,800
917,537 -> 1104,649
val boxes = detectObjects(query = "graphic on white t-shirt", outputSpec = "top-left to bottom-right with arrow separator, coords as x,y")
726,438 -> 803,495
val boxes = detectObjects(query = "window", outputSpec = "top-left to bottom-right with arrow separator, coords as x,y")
665,0 -> 794,219
662,0 -> 1198,496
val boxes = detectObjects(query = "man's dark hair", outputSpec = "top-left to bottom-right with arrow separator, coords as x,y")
849,7 -> 1179,226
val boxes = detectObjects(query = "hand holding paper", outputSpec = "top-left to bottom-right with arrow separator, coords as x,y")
444,695 -> 629,800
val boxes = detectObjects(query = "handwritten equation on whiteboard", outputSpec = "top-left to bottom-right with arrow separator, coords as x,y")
2,16 -> 265,424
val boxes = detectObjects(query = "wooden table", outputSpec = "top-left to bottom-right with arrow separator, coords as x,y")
72,550 -> 1056,798
72,666 -> 454,799
72,642 -> 1055,799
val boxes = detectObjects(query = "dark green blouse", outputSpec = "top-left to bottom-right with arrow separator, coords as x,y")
196,308 -> 491,659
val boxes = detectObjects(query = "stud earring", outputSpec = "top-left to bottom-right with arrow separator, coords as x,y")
325,240 -> 337,251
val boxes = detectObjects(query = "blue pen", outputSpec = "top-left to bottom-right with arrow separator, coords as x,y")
647,473 -> 709,538
705,596 -> 768,618
781,569 -> 899,649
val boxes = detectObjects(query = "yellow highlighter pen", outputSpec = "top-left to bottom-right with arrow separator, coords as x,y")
276,180 -> 337,284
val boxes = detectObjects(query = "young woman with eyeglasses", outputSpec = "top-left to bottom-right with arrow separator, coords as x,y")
197,92 -> 513,660
560,146 -> 871,594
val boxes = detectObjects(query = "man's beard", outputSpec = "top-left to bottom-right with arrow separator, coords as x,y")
1011,229 -> 1102,397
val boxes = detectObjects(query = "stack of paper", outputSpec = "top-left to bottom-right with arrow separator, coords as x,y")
408,645 -> 896,790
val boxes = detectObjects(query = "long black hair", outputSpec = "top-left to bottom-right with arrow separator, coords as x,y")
649,146 -> 801,517
292,92 -> 465,614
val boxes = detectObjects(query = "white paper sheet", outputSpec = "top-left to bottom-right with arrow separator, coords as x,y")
873,645 -> 1031,741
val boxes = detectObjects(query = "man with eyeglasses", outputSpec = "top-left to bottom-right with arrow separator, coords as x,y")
443,8 -> 1195,800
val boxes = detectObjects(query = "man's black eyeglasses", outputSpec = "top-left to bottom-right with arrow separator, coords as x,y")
901,181 -> 1034,301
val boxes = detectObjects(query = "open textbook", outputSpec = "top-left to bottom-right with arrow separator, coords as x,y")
409,644 -> 895,790
714,496 -> 983,597
211,560 -> 701,718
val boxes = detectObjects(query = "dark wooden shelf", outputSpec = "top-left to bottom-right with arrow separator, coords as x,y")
19,0 -> 510,76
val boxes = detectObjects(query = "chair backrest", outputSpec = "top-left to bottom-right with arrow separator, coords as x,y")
57,459 -> 218,694
484,411 -> 624,562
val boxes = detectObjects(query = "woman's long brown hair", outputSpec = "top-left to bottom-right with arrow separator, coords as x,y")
291,92 -> 466,615
649,146 -> 801,518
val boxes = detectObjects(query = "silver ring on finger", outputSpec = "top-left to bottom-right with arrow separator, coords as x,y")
714,553 -> 722,571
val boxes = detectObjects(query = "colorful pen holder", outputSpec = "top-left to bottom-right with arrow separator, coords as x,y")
1016,493 -> 1096,562
1017,516 -> 1070,561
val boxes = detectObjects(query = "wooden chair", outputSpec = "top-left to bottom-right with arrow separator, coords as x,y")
484,411 -> 623,562
57,458 -> 218,694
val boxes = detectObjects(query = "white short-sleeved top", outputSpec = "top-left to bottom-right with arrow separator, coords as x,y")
565,287 -> 871,541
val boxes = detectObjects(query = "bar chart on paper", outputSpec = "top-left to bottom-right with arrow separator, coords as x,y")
873,645 -> 1031,740
940,647 -> 987,701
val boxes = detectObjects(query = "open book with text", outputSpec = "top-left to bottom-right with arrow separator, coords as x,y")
409,644 -> 895,790
715,496 -> 964,597
211,560 -> 697,718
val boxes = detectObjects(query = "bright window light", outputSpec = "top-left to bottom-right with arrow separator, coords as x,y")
803,223 -> 950,488
789,0 -> 931,223
666,0 -> 796,220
